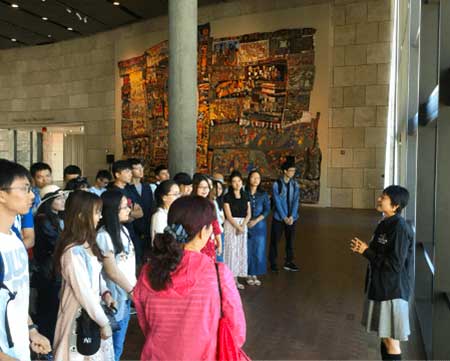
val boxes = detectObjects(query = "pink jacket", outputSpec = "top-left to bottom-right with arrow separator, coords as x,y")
134,250 -> 246,361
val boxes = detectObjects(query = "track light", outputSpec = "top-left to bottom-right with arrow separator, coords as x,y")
11,3 -> 19,8
67,27 -> 73,31
42,17 -> 48,21
11,38 -> 17,42
66,8 -> 72,13
113,1 -> 120,5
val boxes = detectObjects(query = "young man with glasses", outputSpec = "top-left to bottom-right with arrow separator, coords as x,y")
0,159 -> 51,360
269,160 -> 301,272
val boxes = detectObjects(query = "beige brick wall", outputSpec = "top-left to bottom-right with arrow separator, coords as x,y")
329,0 -> 392,208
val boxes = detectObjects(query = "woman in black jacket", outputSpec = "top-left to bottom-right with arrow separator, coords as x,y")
33,185 -> 67,344
350,186 -> 413,361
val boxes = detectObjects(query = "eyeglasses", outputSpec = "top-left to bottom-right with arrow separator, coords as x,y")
0,185 -> 32,193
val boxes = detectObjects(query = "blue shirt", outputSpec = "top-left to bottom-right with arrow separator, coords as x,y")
272,178 -> 300,222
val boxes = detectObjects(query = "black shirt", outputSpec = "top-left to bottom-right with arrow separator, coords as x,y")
224,190 -> 249,218
363,214 -> 414,301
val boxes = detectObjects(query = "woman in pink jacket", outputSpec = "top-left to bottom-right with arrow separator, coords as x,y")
134,195 -> 247,361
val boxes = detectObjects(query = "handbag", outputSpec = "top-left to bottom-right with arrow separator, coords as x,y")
76,309 -> 101,356
215,263 -> 251,361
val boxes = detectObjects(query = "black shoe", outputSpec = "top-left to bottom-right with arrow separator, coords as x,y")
283,262 -> 299,272
270,264 -> 279,272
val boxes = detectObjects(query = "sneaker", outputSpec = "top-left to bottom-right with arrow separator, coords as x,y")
253,277 -> 261,286
130,306 -> 137,315
270,264 -> 279,272
246,277 -> 255,286
236,282 -> 245,290
283,262 -> 299,272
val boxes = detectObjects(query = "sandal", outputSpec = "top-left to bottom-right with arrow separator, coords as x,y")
253,277 -> 261,286
236,282 -> 245,290
246,277 -> 255,286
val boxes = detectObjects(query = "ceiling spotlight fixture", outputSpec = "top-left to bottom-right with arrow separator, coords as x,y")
48,34 -> 52,38
11,38 -> 17,42
83,17 -> 87,23
42,16 -> 48,20
113,1 -> 120,5
76,12 -> 82,20
66,8 -> 72,13
11,3 -> 19,8
67,27 -> 73,31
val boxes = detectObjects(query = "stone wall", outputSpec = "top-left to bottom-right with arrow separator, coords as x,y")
0,33 -> 116,179
328,0 -> 392,208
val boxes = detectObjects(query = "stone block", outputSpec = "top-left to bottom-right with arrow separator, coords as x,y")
334,5 -> 346,26
343,168 -> 364,188
379,21 -> 393,42
367,43 -> 391,64
331,107 -> 354,127
377,106 -> 389,126
331,87 -> 344,107
69,94 -> 89,108
345,45 -> 366,65
328,168 -> 343,188
354,64 -> 377,85
377,63 -> 390,84
334,66 -> 355,86
85,119 -> 115,136
345,3 -> 367,24
333,47 -> 346,66
344,86 -> 366,106
368,0 -> 392,22
335,25 -> 356,46
376,147 -> 386,168
11,99 -> 26,112
331,148 -> 353,168
343,128 -> 365,148
354,107 -> 377,127
365,127 -> 387,147
356,22 -> 379,44
353,188 -> 375,209
364,168 -> 385,189
331,188 -> 353,208
353,148 -> 376,168
329,128 -> 343,148
366,85 -> 389,106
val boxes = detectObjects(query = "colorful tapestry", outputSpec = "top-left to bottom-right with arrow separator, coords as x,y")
118,25 -> 321,203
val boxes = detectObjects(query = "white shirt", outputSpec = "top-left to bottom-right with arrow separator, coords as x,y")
0,231 -> 30,361
150,207 -> 168,245
96,226 -> 136,321
89,186 -> 106,197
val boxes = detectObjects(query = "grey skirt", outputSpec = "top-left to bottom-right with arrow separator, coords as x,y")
361,298 -> 410,341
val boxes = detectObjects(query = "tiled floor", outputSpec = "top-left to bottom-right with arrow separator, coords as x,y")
122,207 -> 425,360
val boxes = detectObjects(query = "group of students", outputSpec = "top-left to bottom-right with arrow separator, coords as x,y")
0,155 -> 414,361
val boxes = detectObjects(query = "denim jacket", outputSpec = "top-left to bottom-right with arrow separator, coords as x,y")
272,178 -> 300,222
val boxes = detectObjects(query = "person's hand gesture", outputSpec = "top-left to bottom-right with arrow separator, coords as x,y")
350,237 -> 368,254
100,324 -> 112,340
29,329 -> 52,355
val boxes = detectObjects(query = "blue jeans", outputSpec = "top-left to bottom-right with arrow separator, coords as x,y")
112,300 -> 131,361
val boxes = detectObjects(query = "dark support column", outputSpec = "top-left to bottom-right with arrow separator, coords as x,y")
168,0 -> 198,176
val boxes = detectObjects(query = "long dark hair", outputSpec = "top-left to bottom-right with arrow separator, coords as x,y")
154,179 -> 177,208
192,174 -> 211,196
100,190 -> 125,255
54,190 -> 103,274
35,196 -> 64,234
149,196 -> 216,291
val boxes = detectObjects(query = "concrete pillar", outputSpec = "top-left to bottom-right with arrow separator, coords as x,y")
168,0 -> 198,176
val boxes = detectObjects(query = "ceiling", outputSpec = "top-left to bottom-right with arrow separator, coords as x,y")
0,0 -> 225,50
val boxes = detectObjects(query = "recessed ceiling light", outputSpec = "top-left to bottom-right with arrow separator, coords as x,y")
48,34 -> 52,38
11,38 -> 17,42
67,27 -> 73,31
113,2 -> 120,5
42,17 -> 48,20
11,3 -> 19,8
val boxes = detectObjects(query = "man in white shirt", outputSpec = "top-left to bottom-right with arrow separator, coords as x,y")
0,159 -> 51,360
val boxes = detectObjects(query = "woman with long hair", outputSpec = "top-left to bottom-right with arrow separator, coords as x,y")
134,196 -> 246,360
192,175 -> 222,260
245,170 -> 270,286
33,185 -> 66,343
53,191 -> 115,361
150,180 -> 180,244
97,190 -> 136,361
223,171 -> 251,289
213,179 -> 226,262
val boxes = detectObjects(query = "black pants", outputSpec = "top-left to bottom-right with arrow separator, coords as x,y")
35,278 -> 60,344
269,219 -> 296,266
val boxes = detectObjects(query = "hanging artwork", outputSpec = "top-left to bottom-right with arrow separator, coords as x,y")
118,25 -> 321,203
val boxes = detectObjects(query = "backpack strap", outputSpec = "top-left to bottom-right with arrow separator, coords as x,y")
0,251 -> 17,348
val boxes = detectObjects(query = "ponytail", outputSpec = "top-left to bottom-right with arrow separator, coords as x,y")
148,230 -> 183,290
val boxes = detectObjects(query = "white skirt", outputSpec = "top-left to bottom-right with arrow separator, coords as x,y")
223,218 -> 248,277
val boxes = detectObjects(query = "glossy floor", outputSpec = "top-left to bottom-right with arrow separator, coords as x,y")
122,207 -> 425,360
